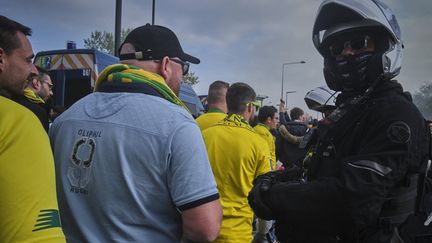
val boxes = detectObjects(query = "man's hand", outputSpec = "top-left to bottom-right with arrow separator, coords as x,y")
278,99 -> 286,113
248,172 -> 277,220
248,167 -> 305,220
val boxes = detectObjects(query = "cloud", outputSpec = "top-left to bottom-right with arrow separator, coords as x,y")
2,0 -> 431,114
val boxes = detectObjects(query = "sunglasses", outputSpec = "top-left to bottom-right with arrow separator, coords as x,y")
41,81 -> 53,91
169,58 -> 190,76
329,35 -> 371,57
247,101 -> 260,111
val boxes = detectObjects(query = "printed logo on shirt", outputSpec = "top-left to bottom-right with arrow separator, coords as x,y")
68,137 -> 96,194
32,209 -> 61,232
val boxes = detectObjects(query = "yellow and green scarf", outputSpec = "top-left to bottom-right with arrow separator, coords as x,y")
94,64 -> 190,112
218,114 -> 254,132
23,88 -> 45,104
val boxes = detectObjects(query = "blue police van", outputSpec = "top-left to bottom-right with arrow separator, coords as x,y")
34,48 -> 119,108
34,48 -> 204,117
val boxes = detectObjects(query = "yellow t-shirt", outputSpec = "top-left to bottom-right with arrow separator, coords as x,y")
254,123 -> 277,170
0,96 -> 65,243
203,114 -> 271,243
195,108 -> 227,131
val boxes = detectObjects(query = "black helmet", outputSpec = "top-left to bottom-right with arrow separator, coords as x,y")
312,0 -> 403,91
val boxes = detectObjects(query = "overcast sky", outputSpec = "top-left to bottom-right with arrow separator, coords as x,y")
2,0 -> 431,115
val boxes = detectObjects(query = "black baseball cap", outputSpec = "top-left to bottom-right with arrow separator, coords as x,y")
119,24 -> 200,64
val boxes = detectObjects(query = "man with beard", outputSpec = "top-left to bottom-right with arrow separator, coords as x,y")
0,15 -> 65,242
50,24 -> 221,242
12,66 -> 53,132
203,82 -> 271,242
248,1 -> 430,242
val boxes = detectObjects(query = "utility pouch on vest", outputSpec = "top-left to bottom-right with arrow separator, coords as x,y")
377,174 -> 419,229
299,127 -> 317,149
419,121 -> 432,226
397,121 -> 432,243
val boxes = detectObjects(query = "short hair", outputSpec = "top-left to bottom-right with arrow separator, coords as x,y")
226,82 -> 256,114
36,66 -> 49,76
36,66 -> 50,81
0,16 -> 32,54
290,107 -> 304,120
207,80 -> 229,104
258,106 -> 277,123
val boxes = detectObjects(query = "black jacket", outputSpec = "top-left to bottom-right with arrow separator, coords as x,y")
266,80 -> 430,243
276,121 -> 308,167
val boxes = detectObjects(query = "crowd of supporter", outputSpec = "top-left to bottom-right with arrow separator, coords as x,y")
2,0 -> 432,241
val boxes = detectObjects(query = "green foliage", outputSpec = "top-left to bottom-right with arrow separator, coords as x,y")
413,82 -> 432,120
182,71 -> 199,86
84,28 -> 133,55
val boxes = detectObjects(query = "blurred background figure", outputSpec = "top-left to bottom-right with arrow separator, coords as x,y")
196,80 -> 229,131
276,106 -> 308,168
203,82 -> 271,243
12,66 -> 53,132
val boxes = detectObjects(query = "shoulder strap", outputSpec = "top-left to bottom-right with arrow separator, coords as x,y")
415,121 -> 432,215
428,121 -> 431,176
424,122 -> 432,226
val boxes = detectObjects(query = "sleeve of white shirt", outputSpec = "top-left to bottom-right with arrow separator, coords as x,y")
167,120 -> 219,211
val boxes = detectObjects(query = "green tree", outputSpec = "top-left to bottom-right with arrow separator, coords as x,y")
413,82 -> 432,120
182,71 -> 199,86
84,28 -> 132,55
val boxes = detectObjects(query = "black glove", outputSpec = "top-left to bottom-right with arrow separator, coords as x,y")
248,168 -> 305,220
248,174 -> 275,220
279,165 -> 304,181
248,170 -> 287,220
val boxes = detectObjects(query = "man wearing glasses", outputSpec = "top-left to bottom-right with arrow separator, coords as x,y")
249,0 -> 430,242
203,82 -> 271,242
50,24 -> 222,242
13,66 -> 53,132
36,67 -> 53,101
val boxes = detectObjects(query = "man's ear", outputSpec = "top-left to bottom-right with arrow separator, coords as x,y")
158,56 -> 171,80
246,103 -> 253,114
0,48 -> 5,70
265,116 -> 272,125
31,78 -> 41,89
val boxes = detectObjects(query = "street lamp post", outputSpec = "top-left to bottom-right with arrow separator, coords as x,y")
256,94 -> 269,107
285,91 -> 296,109
280,60 -> 306,100
114,0 -> 122,57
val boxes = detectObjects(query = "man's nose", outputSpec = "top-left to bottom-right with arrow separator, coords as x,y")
341,46 -> 355,56
29,63 -> 38,75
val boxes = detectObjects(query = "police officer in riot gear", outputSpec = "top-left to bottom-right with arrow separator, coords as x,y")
248,0 -> 430,242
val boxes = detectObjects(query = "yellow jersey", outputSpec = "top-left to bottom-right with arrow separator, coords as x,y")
0,96 -> 65,243
254,123 -> 277,170
203,114 -> 271,242
195,108 -> 227,131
